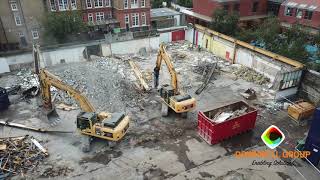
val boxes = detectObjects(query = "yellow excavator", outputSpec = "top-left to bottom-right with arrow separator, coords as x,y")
34,45 -> 130,152
154,44 -> 196,117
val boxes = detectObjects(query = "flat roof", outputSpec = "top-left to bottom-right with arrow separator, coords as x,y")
151,8 -> 181,18
180,9 -> 212,22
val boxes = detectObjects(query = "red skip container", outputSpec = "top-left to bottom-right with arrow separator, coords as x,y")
198,101 -> 257,145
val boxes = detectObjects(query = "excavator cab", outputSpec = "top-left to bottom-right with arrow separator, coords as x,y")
76,112 -> 97,130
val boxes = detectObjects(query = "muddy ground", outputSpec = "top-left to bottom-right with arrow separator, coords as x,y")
0,41 -> 318,180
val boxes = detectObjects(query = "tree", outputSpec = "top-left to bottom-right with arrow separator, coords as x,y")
177,0 -> 192,7
151,0 -> 172,8
43,11 -> 88,43
210,9 -> 239,36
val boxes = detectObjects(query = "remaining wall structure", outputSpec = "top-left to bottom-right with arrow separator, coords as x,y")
1,37 -> 159,73
299,70 -> 320,106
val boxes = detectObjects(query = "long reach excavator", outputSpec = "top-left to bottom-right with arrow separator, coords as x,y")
154,44 -> 196,117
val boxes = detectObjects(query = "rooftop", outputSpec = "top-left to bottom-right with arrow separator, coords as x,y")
151,8 -> 181,18
282,0 -> 320,12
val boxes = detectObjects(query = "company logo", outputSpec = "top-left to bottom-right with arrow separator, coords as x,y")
261,125 -> 285,149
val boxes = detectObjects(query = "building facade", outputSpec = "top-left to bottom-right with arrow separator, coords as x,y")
193,0 -> 267,18
278,0 -> 320,34
113,0 -> 151,31
0,0 -> 45,51
47,0 -> 151,32
183,0 -> 268,27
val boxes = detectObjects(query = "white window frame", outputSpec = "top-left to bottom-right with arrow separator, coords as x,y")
141,12 -> 146,26
87,0 -> 92,8
124,0 -> 128,9
88,13 -> 93,22
132,13 -> 139,27
58,0 -> 68,11
96,12 -> 104,22
131,0 -> 138,8
49,0 -> 56,11
296,9 -> 302,18
14,14 -> 22,26
32,30 -> 39,40
94,0 -> 103,7
141,0 -> 145,7
105,0 -> 111,7
11,2 -> 18,11
71,0 -> 77,10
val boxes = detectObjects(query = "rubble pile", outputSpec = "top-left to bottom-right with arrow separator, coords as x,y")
50,57 -> 140,112
211,107 -> 248,123
17,69 -> 39,90
0,136 -> 48,178
233,66 -> 270,85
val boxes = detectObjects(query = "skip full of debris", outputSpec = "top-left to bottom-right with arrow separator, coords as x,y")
0,136 -> 48,178
233,66 -> 270,85
211,107 -> 248,123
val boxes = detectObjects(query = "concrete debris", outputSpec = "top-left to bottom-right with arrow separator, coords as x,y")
17,69 -> 39,90
49,57 -> 141,112
212,107 -> 248,123
0,136 -> 48,178
233,66 -> 270,85
240,88 -> 257,100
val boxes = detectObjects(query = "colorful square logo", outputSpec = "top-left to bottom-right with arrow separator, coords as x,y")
261,125 -> 285,149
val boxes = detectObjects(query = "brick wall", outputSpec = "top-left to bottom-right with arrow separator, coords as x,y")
192,0 -> 267,17
278,5 -> 320,29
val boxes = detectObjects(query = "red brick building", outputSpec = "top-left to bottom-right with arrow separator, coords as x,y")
183,0 -> 268,26
278,0 -> 320,34
47,0 -> 150,32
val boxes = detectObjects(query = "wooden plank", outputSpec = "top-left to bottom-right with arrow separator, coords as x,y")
128,61 -> 150,91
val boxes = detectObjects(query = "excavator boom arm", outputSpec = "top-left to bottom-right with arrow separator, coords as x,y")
39,69 -> 95,112
154,44 -> 178,94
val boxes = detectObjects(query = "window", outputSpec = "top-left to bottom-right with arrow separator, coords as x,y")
124,0 -> 128,9
50,0 -> 56,11
285,7 -> 293,16
94,0 -> 103,7
87,0 -> 92,8
58,0 -> 68,10
132,13 -> 139,27
105,0 -> 111,7
71,0 -> 77,10
141,12 -> 146,25
304,10 -> 313,20
296,9 -> 302,18
96,12 -> 104,21
131,0 -> 138,8
141,0 -> 145,7
252,2 -> 258,12
223,4 -> 229,11
234,3 -> 239,12
11,3 -> 18,11
32,30 -> 39,40
14,14 -> 22,26
125,14 -> 129,24
88,13 -> 93,22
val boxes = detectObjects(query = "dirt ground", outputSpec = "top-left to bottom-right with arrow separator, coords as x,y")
0,41 -> 319,180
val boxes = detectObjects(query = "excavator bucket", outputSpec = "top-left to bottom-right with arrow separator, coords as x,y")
46,108 -> 61,126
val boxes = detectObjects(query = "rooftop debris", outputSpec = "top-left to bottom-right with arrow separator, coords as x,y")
0,136 -> 48,178
233,66 -> 270,85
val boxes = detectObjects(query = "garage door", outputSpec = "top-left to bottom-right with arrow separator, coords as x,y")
172,30 -> 185,41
